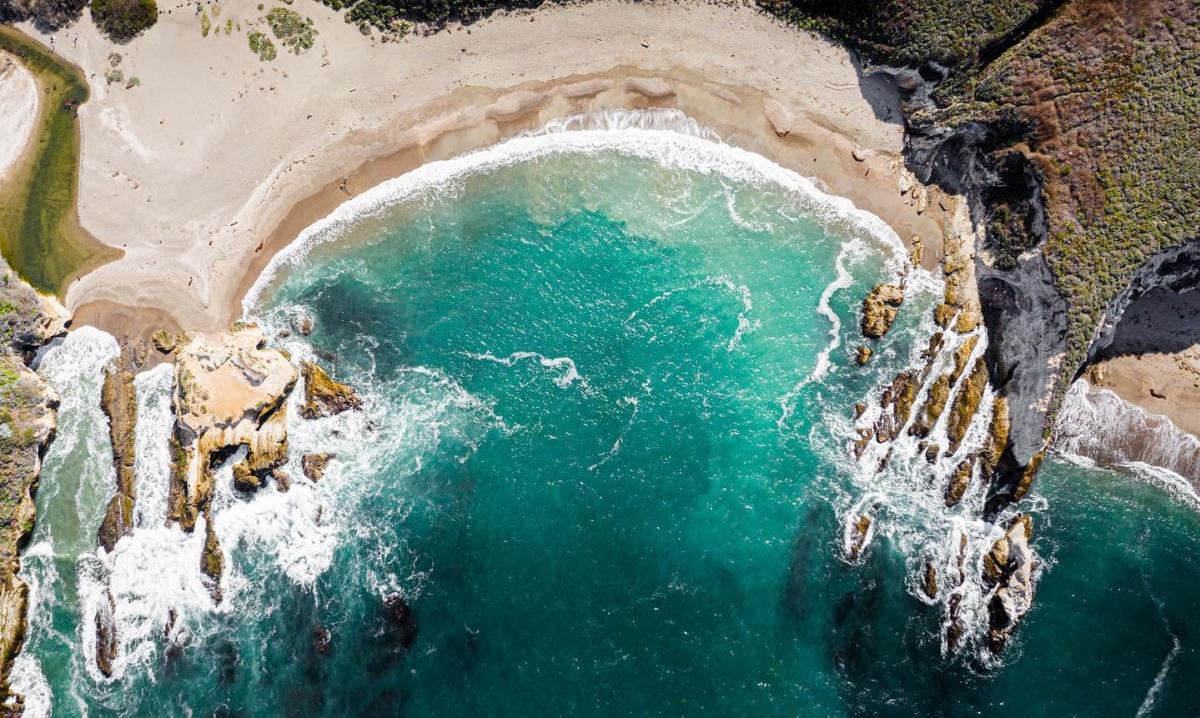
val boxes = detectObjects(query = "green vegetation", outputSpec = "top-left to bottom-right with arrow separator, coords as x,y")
966,1 -> 1200,413
200,9 -> 212,36
0,27 -> 121,296
756,0 -> 1051,70
247,29 -> 278,61
265,7 -> 317,54
765,0 -> 1199,435
318,0 -> 549,39
90,0 -> 158,42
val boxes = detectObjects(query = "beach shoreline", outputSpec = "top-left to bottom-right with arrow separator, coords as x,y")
15,1 -> 943,336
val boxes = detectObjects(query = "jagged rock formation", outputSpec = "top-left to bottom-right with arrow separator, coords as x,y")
860,283 -> 905,338
0,258 -> 64,707
300,361 -> 362,419
98,351 -> 138,552
302,453 -> 334,482
983,514 -> 1036,652
945,358 -> 988,455
944,459 -> 973,507
94,590 -> 117,678
874,371 -> 919,443
200,519 -> 224,603
168,325 -> 297,536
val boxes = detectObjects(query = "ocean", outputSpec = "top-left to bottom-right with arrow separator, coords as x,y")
14,113 -> 1200,716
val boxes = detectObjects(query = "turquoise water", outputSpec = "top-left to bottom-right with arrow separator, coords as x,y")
16,125 -> 1200,716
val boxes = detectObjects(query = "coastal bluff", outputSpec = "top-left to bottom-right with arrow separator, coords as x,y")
0,256 -> 66,711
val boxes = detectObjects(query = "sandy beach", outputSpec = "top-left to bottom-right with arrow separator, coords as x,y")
0,51 -> 38,181
1088,347 -> 1200,438
14,0 -> 1200,441
17,0 -> 946,336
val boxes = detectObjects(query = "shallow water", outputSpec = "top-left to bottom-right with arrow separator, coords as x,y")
15,122 -> 1200,716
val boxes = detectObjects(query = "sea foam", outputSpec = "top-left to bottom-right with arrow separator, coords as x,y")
242,109 -> 913,315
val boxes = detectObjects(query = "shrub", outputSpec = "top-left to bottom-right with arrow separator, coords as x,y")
265,7 -> 317,54
247,29 -> 277,61
91,0 -> 158,42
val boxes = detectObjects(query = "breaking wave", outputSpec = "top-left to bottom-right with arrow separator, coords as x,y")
1055,380 -> 1200,508
243,109 -> 912,313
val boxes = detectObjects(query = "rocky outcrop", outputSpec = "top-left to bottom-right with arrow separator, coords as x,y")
944,459 -> 973,507
945,358 -> 988,455
845,511 -> 873,561
860,283 -> 905,339
0,259 -> 64,704
983,514 -> 1036,653
200,519 -> 224,603
874,371 -> 919,442
300,361 -> 362,420
168,325 -> 297,533
909,373 -> 950,438
302,453 -> 334,482
94,590 -> 117,678
0,259 -> 69,360
922,561 -> 938,599
98,352 -> 138,552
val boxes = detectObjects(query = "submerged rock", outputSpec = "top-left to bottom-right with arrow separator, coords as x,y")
300,361 -> 362,420
383,593 -> 419,650
313,625 -> 332,656
860,283 -> 905,339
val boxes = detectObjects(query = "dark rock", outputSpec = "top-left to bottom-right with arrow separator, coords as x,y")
313,625 -> 332,656
95,590 -> 118,677
922,562 -> 938,599
232,462 -> 262,493
383,593 -> 419,650
272,469 -> 291,493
